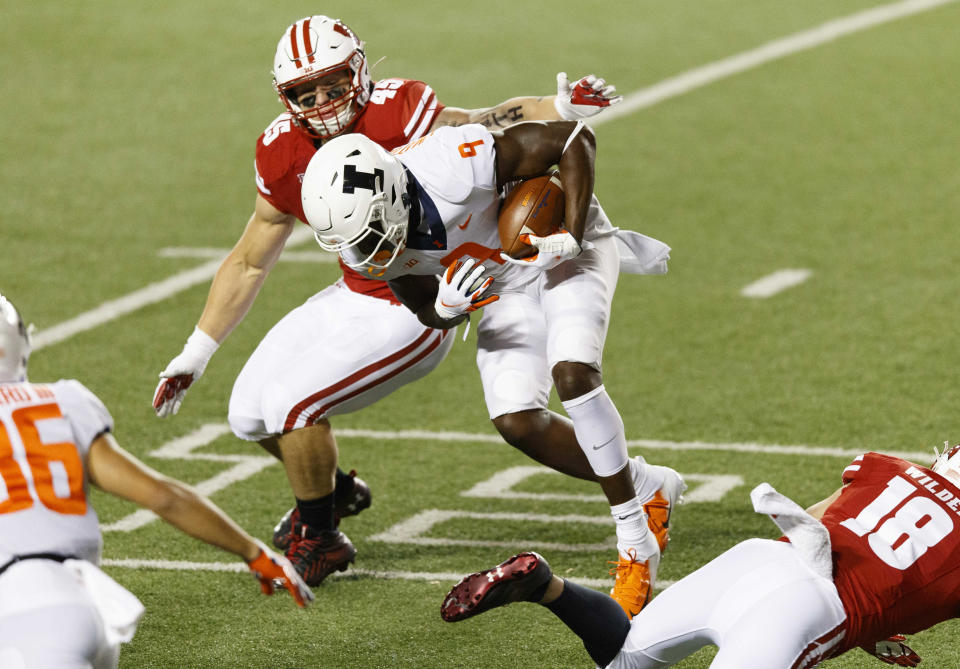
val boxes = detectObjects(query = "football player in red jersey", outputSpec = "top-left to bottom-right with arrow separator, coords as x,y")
0,294 -> 311,669
440,446 -> 960,668
151,14 -> 635,587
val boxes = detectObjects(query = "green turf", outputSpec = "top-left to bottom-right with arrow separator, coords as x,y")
4,0 -> 960,666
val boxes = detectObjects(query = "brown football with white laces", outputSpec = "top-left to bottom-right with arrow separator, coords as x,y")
498,172 -> 565,259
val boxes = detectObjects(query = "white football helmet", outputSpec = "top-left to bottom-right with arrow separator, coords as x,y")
272,16 -> 372,139
0,294 -> 31,383
932,441 -> 960,485
301,134 -> 411,274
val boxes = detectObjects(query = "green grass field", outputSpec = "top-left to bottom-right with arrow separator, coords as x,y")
4,0 -> 960,666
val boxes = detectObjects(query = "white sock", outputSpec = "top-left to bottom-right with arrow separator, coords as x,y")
610,498 -> 655,559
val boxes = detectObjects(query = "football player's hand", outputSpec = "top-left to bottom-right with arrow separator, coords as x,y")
153,327 -> 219,417
554,72 -> 623,121
434,258 -> 499,320
246,543 -> 314,608
500,231 -> 582,270
869,636 -> 921,666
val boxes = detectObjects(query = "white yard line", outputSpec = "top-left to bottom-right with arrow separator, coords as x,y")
100,558 -> 648,590
336,428 -> 936,462
462,467 -> 743,504
741,269 -> 813,298
589,0 -> 958,126
102,423 -> 933,534
32,0 -> 956,351
102,423 -> 274,532
32,226 -> 316,351
158,246 -> 338,263
99,424 -> 930,587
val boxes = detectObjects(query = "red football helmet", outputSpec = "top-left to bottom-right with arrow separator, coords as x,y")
272,16 -> 372,140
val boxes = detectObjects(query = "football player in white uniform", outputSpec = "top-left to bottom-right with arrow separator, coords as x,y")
0,295 -> 311,669
300,119 -> 679,616
151,14 -> 648,588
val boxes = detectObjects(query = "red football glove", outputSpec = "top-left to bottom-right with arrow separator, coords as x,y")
246,544 -> 314,609
554,72 -> 623,120
867,635 -> 921,666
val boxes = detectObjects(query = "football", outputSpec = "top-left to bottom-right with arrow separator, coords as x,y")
498,172 -> 565,259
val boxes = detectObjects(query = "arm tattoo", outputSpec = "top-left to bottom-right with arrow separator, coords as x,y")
478,105 -> 525,129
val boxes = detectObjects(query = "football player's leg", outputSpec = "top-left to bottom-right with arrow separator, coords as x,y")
0,562 -> 112,668
610,540 -> 774,668
228,284 -> 453,581
541,578 -> 633,667
229,284 -> 454,440
0,604 -> 107,669
706,541 -> 846,669
540,236 -> 659,617
478,290 -> 594,477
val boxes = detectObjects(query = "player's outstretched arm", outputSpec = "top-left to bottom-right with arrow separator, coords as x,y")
431,72 -> 622,130
153,194 -> 296,417
87,432 -> 313,607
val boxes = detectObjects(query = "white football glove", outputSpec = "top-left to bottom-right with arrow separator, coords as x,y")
246,541 -> 314,609
152,327 -> 219,417
434,259 -> 499,321
500,231 -> 582,270
553,72 -> 623,121
869,636 -> 921,667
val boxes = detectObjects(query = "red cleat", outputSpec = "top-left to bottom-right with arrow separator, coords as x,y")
441,552 -> 552,622
285,527 -> 356,586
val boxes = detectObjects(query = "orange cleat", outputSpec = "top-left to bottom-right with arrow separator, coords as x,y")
609,548 -> 655,619
633,462 -> 686,552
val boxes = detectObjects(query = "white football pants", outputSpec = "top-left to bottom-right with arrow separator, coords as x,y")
476,234 -> 619,419
229,281 -> 454,440
608,539 -> 847,669
0,560 -> 125,669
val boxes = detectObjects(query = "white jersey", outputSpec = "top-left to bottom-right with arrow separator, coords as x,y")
0,380 -> 111,565
376,124 -> 666,285
376,124 -> 515,282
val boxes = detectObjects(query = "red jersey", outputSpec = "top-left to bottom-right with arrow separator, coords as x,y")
254,78 -> 444,301
822,452 -> 960,653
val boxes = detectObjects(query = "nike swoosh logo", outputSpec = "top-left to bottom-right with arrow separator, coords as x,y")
592,435 -> 619,451
458,214 -> 472,230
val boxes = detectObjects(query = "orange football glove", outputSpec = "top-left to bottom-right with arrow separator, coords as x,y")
246,542 -> 314,608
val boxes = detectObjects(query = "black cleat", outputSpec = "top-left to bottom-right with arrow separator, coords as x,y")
272,471 -> 372,550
